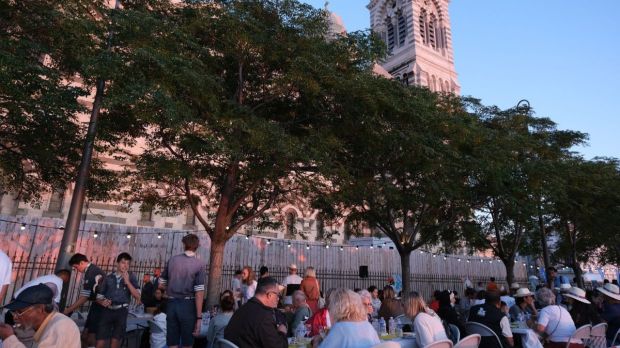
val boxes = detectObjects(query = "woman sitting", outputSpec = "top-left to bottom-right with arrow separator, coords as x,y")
437,290 -> 466,339
404,292 -> 449,348
534,287 -> 583,348
206,294 -> 235,348
378,285 -> 404,331
315,288 -> 380,348
565,287 -> 601,327
509,288 -> 538,322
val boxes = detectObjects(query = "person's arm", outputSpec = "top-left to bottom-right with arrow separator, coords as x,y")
258,315 -> 288,348
535,308 -> 549,336
64,296 -> 89,314
0,324 -> 26,348
124,273 -> 141,302
500,316 -> 514,347
0,284 -> 8,305
159,261 -> 169,290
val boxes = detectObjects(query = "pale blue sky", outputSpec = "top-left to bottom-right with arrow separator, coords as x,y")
303,0 -> 620,159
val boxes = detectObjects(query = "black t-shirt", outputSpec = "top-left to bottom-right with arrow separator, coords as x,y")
81,263 -> 106,301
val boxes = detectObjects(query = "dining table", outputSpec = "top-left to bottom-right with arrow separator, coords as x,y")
511,321 -> 543,348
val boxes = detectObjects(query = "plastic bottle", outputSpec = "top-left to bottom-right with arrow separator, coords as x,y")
388,317 -> 396,335
379,317 -> 387,336
395,317 -> 403,337
372,318 -> 380,333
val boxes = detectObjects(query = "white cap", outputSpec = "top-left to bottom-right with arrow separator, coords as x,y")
289,263 -> 298,270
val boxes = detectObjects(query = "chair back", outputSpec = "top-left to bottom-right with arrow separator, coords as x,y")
423,339 -> 454,348
454,334 -> 482,348
371,342 -> 401,348
613,327 -> 620,346
565,325 -> 591,348
217,338 -> 240,348
465,322 -> 503,348
589,323 -> 607,348
148,320 -> 165,334
449,323 -> 461,344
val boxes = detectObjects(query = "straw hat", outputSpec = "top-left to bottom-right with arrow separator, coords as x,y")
510,282 -> 521,290
597,283 -> 620,301
564,287 -> 591,304
514,288 -> 534,298
555,283 -> 572,292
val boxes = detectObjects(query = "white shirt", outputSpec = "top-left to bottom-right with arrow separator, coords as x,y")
3,311 -> 80,348
150,313 -> 167,348
499,316 -> 513,338
537,305 -> 578,343
15,275 -> 64,303
0,251 -> 11,286
414,312 -> 449,348
241,280 -> 257,303
319,321 -> 380,348
282,274 -> 302,305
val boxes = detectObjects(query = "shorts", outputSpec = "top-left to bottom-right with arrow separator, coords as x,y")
166,298 -> 197,346
85,302 -> 104,333
96,307 -> 129,340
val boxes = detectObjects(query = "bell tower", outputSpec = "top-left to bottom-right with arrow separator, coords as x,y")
368,0 -> 460,94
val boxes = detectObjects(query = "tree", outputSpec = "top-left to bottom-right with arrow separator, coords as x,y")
314,83 -> 477,295
463,100 -> 584,285
550,157 -> 620,287
114,0 -> 385,305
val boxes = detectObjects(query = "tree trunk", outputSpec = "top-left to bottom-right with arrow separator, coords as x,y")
504,259 -> 515,287
571,263 -> 584,289
206,238 -> 226,307
538,210 -> 552,288
399,250 -> 412,297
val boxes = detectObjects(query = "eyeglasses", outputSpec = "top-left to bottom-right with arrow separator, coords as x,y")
13,305 -> 36,318
363,302 -> 373,307
267,291 -> 282,299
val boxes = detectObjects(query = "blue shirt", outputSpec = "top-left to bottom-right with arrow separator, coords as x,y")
161,252 -> 206,298
97,272 -> 139,305
319,321 -> 380,348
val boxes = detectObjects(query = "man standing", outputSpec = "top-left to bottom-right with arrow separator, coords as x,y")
95,252 -> 141,348
0,284 -> 81,348
281,264 -> 302,305
64,253 -> 106,348
152,268 -> 162,289
159,234 -> 206,348
259,266 -> 269,279
232,270 -> 243,308
224,277 -> 287,348
0,249 -> 12,305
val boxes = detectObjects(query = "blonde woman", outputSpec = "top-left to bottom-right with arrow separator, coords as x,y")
404,292 -> 448,348
300,266 -> 321,313
314,288 -> 380,348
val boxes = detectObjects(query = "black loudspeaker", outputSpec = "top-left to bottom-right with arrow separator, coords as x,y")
359,265 -> 369,278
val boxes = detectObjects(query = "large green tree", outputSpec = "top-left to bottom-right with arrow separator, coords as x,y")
114,0 -> 384,304
314,84 -> 477,295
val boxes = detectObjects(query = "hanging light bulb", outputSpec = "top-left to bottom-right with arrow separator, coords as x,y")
126,232 -> 132,239
432,254 -> 437,258
266,239 -> 271,245
420,250 -> 424,254
20,223 -> 26,230
325,244 -> 329,249
287,242 -> 291,248
370,245 -> 374,249
306,245 -> 310,250
443,255 -> 447,261
245,234 -> 250,240
157,233 -> 162,239
457,258 -> 461,262
93,232 -> 99,238
339,246 -> 344,251
467,259 -> 470,263
355,246 -> 359,250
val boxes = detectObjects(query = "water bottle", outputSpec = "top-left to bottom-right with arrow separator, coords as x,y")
379,317 -> 387,336
388,317 -> 396,335
395,317 -> 403,337
372,319 -> 380,334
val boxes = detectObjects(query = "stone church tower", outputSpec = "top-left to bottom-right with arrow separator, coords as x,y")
368,0 -> 460,94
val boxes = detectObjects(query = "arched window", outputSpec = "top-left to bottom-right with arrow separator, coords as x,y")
419,10 -> 427,44
386,19 -> 395,52
285,211 -> 297,237
432,75 -> 437,91
428,14 -> 437,49
48,189 -> 65,213
397,12 -> 407,46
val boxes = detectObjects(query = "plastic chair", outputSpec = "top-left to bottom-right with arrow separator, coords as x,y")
454,334 -> 482,348
449,323 -> 461,344
423,339 -> 454,348
564,325 -> 591,348
217,338 -> 240,348
465,322 -> 503,348
372,342 -> 401,348
588,323 -> 607,348
612,327 -> 620,346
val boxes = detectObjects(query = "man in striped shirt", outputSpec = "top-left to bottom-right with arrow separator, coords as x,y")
159,234 -> 206,348
64,253 -> 106,348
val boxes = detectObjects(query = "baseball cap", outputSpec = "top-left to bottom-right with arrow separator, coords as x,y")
4,284 -> 53,311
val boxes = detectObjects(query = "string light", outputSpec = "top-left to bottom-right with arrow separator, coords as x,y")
306,245 -> 310,250
126,232 -> 132,239
266,239 -> 271,245
356,246 -> 359,250
370,245 -> 374,249
339,246 -> 344,251
245,234 -> 250,240
157,233 -> 162,239
287,242 -> 291,248
20,223 -> 26,230
93,232 -> 99,238
325,244 -> 329,249
457,258 -> 461,262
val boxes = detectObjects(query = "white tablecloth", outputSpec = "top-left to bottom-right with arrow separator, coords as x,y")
511,323 -> 543,348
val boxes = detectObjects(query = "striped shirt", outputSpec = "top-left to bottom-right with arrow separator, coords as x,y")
161,252 -> 206,298
81,263 -> 106,300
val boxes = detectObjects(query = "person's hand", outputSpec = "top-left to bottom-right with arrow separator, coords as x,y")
97,298 -> 112,307
277,324 -> 287,335
0,323 -> 15,340
63,308 -> 72,316
193,319 -> 202,336
121,271 -> 130,283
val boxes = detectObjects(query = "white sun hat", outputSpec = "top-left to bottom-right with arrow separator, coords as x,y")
597,283 -> 620,301
510,282 -> 521,290
289,263 -> 298,269
514,288 -> 534,298
564,287 -> 591,304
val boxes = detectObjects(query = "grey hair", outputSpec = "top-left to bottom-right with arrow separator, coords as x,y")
536,287 -> 556,306
357,289 -> 372,302
293,290 -> 306,302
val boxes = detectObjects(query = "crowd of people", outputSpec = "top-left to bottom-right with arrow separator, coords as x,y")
2,243 -> 620,348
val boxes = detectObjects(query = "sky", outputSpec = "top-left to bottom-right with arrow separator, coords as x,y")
302,0 -> 620,159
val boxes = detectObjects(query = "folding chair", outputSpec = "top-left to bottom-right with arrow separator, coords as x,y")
449,323 -> 461,344
454,334 -> 482,348
217,338 -> 240,348
423,339 -> 454,348
466,322 -> 503,348
588,323 -> 607,348
564,325 -> 591,348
